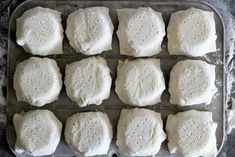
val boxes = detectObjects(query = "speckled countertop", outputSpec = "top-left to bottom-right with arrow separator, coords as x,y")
0,0 -> 234,157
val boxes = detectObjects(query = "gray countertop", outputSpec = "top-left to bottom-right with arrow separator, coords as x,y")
0,0 -> 234,157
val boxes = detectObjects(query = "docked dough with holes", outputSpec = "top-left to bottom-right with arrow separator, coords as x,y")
115,59 -> 165,106
116,108 -> 166,156
169,60 -> 217,106
13,57 -> 62,107
166,110 -> 217,157
117,7 -> 165,57
64,56 -> 112,107
65,112 -> 113,156
13,110 -> 62,156
66,7 -> 114,55
167,8 -> 217,56
16,7 -> 63,56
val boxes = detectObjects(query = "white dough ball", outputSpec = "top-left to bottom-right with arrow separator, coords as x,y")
117,7 -> 165,57
169,60 -> 217,106
13,57 -> 62,107
116,108 -> 166,156
115,59 -> 165,106
167,8 -> 217,56
64,56 -> 112,107
166,110 -> 217,157
64,112 -> 113,156
16,7 -> 64,56
66,7 -> 114,55
13,110 -> 62,156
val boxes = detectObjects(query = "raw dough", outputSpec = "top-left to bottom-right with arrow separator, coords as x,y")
169,60 -> 217,106
117,7 -> 165,57
167,8 -> 217,56
116,108 -> 166,156
64,112 -> 113,156
13,57 -> 62,107
64,56 -> 112,107
16,7 -> 63,56
13,109 -> 62,156
166,110 -> 217,157
66,7 -> 114,55
115,59 -> 165,106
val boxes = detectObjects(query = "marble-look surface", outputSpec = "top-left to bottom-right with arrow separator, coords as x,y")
0,0 -> 234,157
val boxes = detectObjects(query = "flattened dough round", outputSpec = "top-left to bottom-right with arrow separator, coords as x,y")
167,8 -> 217,56
13,110 -> 62,156
16,7 -> 63,56
115,59 -> 165,106
66,7 -> 114,55
116,108 -> 166,156
117,7 -> 165,57
64,112 -> 113,156
13,57 -> 62,107
166,110 -> 217,157
169,60 -> 217,106
64,56 -> 112,107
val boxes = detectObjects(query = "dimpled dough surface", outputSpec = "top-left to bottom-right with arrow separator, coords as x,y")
13,57 -> 62,107
64,112 -> 113,156
12,5 -> 221,157
116,108 -> 166,156
13,110 -> 62,156
66,7 -> 114,55
115,59 -> 165,106
167,8 -> 217,56
64,56 -> 112,107
117,7 -> 165,57
166,110 -> 217,157
16,7 -> 63,56
169,60 -> 217,106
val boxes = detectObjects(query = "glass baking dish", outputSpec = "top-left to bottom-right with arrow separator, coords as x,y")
6,0 -> 225,157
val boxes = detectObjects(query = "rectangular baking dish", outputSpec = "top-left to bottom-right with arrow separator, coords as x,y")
6,0 -> 225,157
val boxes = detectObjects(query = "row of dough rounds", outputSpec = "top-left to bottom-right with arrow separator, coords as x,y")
16,6 -> 217,57
13,56 -> 217,107
13,108 -> 217,157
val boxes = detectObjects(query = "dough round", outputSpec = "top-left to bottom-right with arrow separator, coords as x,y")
169,60 -> 217,106
64,56 -> 112,107
66,7 -> 114,55
16,7 -> 63,56
64,112 -> 113,156
117,7 -> 165,57
167,8 -> 217,56
116,108 -> 166,156
115,59 -> 165,106
166,110 -> 217,157
13,109 -> 62,156
13,57 -> 62,107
